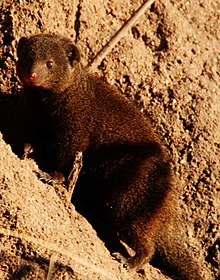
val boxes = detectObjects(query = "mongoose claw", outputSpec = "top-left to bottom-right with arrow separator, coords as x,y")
112,252 -> 130,269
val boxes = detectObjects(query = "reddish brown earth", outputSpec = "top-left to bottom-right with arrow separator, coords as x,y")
0,0 -> 219,279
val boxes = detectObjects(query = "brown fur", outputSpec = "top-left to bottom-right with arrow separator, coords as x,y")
16,34 -> 208,279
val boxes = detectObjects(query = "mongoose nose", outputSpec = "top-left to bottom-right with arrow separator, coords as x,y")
29,72 -> 37,81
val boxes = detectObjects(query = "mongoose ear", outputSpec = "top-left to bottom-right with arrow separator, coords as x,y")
17,37 -> 29,57
66,44 -> 80,67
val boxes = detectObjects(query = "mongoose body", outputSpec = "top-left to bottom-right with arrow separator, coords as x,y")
16,34 -> 208,279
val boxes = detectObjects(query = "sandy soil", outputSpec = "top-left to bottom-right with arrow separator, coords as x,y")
0,0 -> 219,279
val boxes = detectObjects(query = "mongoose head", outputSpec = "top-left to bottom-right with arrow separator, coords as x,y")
16,34 -> 80,91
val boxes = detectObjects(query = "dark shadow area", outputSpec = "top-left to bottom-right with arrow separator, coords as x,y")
0,92 -> 33,157
73,192 -> 130,259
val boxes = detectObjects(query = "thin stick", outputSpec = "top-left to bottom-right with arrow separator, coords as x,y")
47,254 -> 57,280
66,151 -> 83,201
88,0 -> 155,70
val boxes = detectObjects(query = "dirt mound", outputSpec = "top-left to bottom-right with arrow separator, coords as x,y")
0,0 -> 219,279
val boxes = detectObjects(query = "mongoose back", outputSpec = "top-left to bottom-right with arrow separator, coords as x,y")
16,34 -> 210,280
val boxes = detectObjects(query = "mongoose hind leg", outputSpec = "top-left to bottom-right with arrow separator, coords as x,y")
112,232 -> 154,270
105,155 -> 173,270
119,218 -> 159,270
127,243 -> 154,269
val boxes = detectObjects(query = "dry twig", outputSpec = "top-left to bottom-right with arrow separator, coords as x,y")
66,151 -> 83,201
88,0 -> 155,70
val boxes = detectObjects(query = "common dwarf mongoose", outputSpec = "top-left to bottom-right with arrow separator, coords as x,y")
16,34 -> 209,280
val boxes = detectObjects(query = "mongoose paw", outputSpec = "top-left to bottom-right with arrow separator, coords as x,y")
22,143 -> 34,159
112,252 -> 130,269
34,170 -> 65,185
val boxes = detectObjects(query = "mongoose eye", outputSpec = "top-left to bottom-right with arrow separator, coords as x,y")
46,61 -> 53,68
